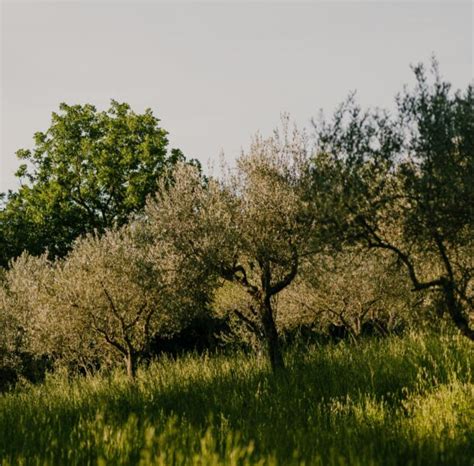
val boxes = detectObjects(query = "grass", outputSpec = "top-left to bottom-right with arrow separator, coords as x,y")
0,332 -> 473,465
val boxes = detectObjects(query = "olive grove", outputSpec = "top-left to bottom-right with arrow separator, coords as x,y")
0,59 -> 471,385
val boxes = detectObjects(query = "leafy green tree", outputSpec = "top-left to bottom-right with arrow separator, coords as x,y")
0,100 -> 188,267
313,59 -> 474,340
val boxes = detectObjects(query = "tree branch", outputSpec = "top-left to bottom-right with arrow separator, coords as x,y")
268,245 -> 299,296
100,282 -> 134,352
357,216 -> 444,291
91,321 -> 127,355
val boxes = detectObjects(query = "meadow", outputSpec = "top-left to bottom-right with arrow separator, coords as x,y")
0,332 -> 473,466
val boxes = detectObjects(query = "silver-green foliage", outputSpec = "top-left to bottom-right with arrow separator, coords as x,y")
145,119 -> 316,371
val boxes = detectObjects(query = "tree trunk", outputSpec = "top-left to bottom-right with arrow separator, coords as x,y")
261,297 -> 285,372
444,283 -> 474,341
125,352 -> 137,380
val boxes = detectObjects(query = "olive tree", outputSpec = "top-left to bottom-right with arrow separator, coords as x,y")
281,247 -> 418,340
51,223 -> 205,379
0,253 -> 54,384
314,59 -> 473,340
146,121 -> 317,371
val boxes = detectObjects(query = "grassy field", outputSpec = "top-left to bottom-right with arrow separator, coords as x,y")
0,332 -> 472,465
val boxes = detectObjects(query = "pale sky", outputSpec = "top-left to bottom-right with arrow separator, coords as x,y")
1,1 -> 472,193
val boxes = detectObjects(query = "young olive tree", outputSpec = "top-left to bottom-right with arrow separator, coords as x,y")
314,59 -> 474,340
146,121 -> 316,371
53,223 -> 202,379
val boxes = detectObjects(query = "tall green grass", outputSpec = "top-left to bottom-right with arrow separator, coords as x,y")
0,332 -> 473,465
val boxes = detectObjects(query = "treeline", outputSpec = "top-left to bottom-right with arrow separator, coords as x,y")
0,60 -> 472,385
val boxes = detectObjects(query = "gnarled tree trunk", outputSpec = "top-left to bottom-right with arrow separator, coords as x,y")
261,297 -> 285,372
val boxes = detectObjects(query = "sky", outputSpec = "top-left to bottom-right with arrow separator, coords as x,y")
0,1 -> 472,193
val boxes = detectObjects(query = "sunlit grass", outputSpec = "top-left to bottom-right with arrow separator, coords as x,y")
0,332 -> 472,465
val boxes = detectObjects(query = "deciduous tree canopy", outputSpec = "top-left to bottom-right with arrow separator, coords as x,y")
0,100 -> 189,267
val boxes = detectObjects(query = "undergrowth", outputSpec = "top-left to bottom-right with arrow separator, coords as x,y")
0,332 -> 472,465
